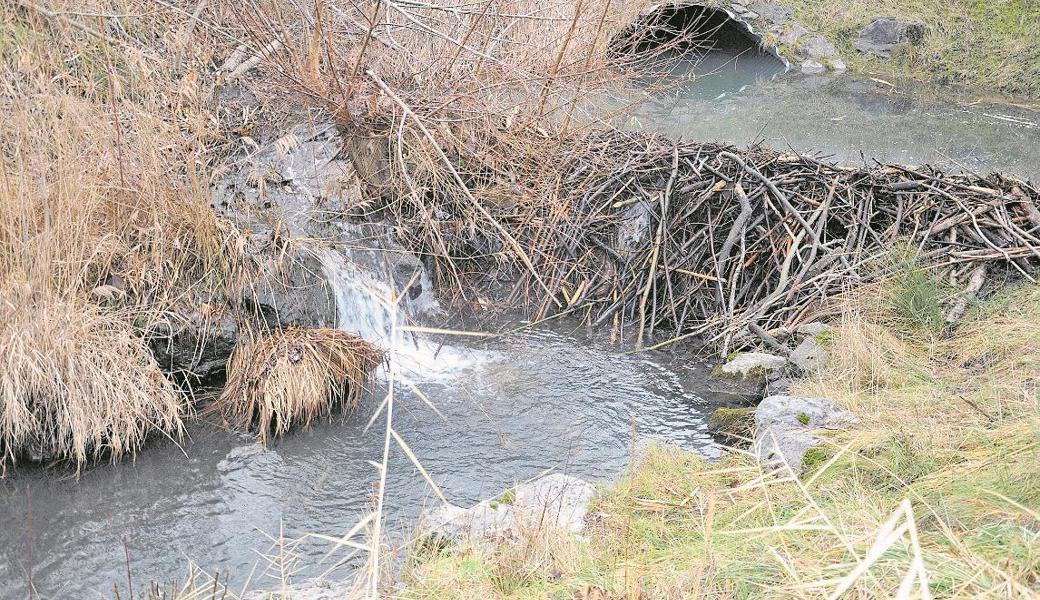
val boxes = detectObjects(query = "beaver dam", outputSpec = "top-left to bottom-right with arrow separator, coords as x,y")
1,0 -> 1039,597
357,128 -> 1040,351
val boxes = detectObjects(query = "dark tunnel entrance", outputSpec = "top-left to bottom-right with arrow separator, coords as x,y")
611,3 -> 787,97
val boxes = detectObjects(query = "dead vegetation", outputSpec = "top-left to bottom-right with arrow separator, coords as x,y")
218,327 -> 383,444
242,0 -> 1040,354
0,0 -> 256,468
403,280 -> 1040,599
369,129 -> 1040,353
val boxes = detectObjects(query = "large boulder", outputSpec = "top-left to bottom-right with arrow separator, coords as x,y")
854,17 -> 926,58
754,395 -> 855,469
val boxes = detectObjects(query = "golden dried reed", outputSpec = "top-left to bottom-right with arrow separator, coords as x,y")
218,327 -> 383,444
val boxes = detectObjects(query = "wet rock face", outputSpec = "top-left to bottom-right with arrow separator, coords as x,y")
150,309 -> 240,380
246,249 -> 338,330
854,16 -> 926,58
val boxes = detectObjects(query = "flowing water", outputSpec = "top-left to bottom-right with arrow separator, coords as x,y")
0,236 -> 727,599
3,39 -> 1040,600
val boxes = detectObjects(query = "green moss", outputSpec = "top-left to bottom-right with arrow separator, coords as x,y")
708,406 -> 755,447
801,445 -> 831,471
814,329 -> 835,349
797,412 -> 810,425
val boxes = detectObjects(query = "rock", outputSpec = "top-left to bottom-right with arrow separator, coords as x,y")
422,474 -> 595,544
830,59 -> 847,72
854,17 -> 926,59
246,249 -> 338,330
708,406 -> 755,447
754,395 -> 854,469
150,309 -> 239,379
616,199 -> 653,255
801,35 -> 837,59
764,377 -> 795,396
741,11 -> 759,20
795,321 -> 832,337
423,500 -> 516,543
719,352 -> 787,380
749,1 -> 792,25
800,59 -> 826,75
513,473 -> 595,534
781,23 -> 809,46
789,336 -> 829,373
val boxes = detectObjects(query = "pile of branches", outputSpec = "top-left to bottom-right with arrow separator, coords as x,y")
236,0 -> 1040,349
371,128 -> 1040,350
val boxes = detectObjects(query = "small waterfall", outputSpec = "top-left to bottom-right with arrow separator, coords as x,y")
317,223 -> 471,377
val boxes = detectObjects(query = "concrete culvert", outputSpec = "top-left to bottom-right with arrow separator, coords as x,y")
611,3 -> 786,73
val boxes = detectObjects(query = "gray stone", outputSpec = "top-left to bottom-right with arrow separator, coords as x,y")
750,2 -> 792,25
246,249 -> 338,330
513,473 -> 596,534
830,59 -> 847,72
719,352 -> 788,380
754,395 -> 855,469
796,322 -> 832,337
616,199 -> 653,255
781,23 -> 809,46
789,336 -> 829,373
800,60 -> 826,75
801,35 -> 837,59
741,11 -> 759,20
422,474 -> 595,544
764,377 -> 795,396
423,500 -> 516,543
854,17 -> 926,59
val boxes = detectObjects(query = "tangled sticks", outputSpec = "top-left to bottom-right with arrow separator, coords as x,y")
376,127 -> 1040,350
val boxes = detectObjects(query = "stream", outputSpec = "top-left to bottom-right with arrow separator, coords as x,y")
2,42 -> 1039,600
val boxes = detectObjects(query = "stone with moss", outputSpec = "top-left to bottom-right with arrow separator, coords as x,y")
708,406 -> 755,447
716,352 -> 788,382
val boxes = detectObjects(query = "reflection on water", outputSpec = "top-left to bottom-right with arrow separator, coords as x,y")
631,73 -> 1040,179
0,324 -> 723,598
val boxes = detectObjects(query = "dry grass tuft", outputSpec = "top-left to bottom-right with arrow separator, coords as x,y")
0,286 -> 183,471
218,328 -> 384,444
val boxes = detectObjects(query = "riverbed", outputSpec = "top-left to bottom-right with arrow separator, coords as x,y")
3,47 -> 1040,600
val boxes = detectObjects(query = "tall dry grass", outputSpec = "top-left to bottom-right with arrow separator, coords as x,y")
0,1 -> 252,468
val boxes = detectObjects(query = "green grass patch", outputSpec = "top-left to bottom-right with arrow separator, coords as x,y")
783,0 -> 1040,100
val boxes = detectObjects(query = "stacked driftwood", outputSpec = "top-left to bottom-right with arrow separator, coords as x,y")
366,127 -> 1040,349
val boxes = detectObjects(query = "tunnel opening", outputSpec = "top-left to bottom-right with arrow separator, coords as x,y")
613,4 -> 786,71
611,3 -> 787,97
